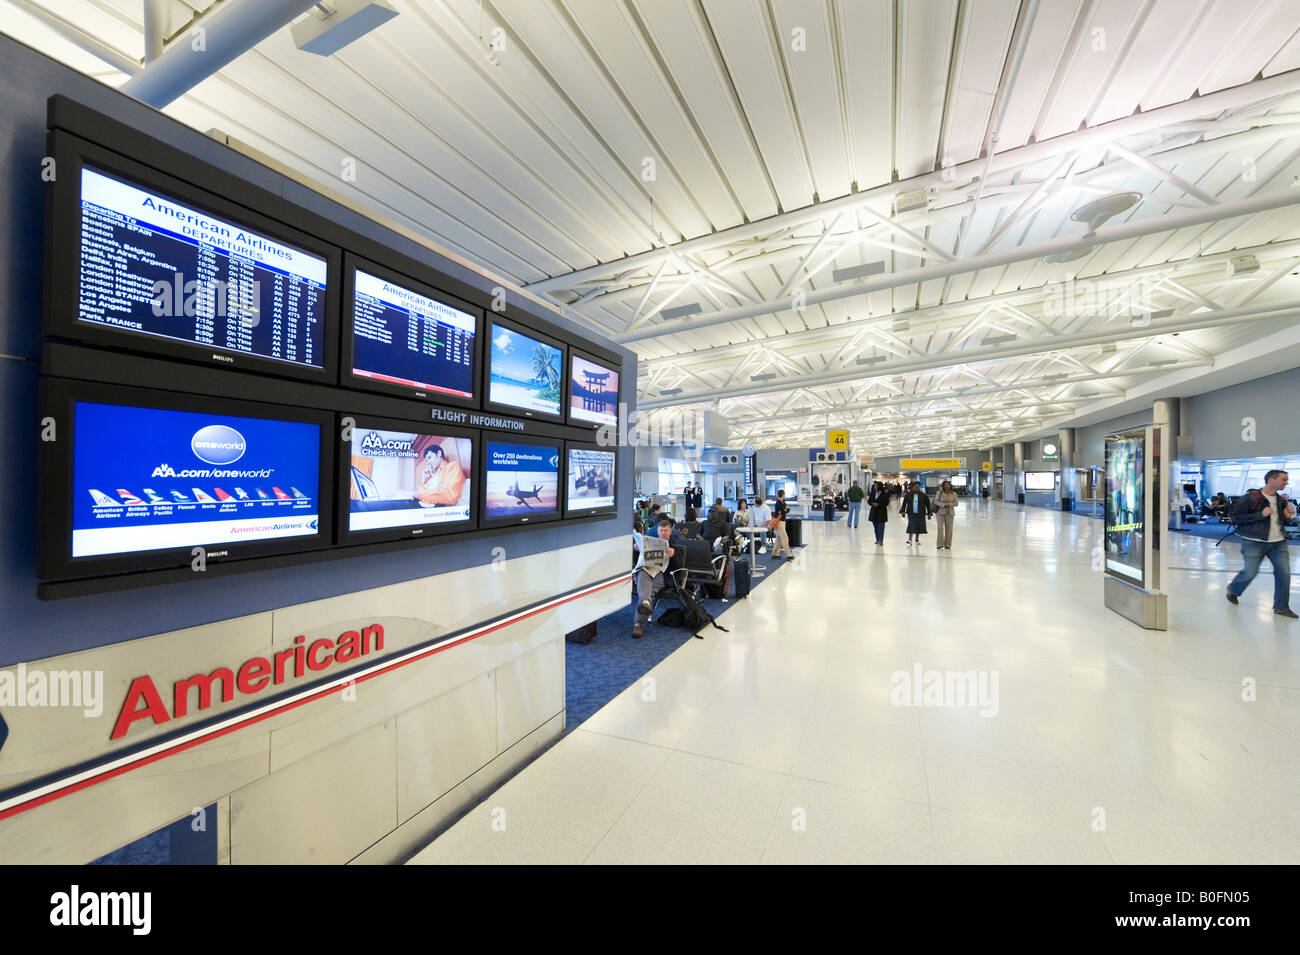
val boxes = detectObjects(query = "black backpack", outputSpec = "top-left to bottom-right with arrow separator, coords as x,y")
656,588 -> 728,637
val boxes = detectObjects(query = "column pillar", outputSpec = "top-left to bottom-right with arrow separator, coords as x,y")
1059,428 -> 1076,510
1154,398 -> 1181,530
1013,441 -> 1025,503
1001,443 -> 1015,501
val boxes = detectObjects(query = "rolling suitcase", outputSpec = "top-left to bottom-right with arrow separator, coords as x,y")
785,517 -> 803,548
732,558 -> 751,598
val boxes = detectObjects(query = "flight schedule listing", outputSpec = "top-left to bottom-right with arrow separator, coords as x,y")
76,166 -> 327,369
351,269 -> 476,398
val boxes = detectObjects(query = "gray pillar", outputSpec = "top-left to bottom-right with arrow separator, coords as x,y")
1001,443 -> 1015,501
1059,428 -> 1076,508
1013,442 -> 1025,502
1154,398 -> 1180,529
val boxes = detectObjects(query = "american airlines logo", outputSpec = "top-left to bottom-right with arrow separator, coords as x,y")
359,432 -> 416,456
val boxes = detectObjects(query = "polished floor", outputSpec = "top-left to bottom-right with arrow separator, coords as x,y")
410,499 -> 1300,864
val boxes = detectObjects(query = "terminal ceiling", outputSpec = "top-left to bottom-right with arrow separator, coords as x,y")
9,0 -> 1300,454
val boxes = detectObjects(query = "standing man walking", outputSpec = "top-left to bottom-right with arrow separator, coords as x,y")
846,480 -> 864,528
1227,469 -> 1297,617
772,488 -> 794,559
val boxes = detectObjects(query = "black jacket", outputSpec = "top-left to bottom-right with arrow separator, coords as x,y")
900,491 -> 932,518
867,488 -> 890,523
1232,489 -> 1295,542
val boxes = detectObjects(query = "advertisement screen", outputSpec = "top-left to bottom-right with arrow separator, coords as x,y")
348,427 -> 473,533
484,440 -> 559,520
76,166 -> 327,369
566,447 -> 616,513
950,473 -> 968,488
1024,471 -> 1056,491
350,269 -> 476,399
488,323 -> 562,417
71,402 -> 321,558
569,355 -> 619,426
1105,434 -> 1146,584
764,469 -> 799,502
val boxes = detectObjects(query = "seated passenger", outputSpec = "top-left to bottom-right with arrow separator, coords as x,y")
632,516 -> 676,639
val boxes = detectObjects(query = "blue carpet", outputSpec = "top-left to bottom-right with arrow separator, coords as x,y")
565,545 -> 797,728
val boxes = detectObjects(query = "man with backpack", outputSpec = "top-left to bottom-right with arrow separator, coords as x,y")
1227,469 -> 1297,618
632,516 -> 676,638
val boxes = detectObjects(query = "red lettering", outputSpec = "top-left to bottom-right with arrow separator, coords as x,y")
334,630 -> 362,663
237,657 -> 271,694
307,638 -> 334,671
293,634 -> 306,678
273,648 -> 295,684
174,668 -> 235,718
110,676 -> 170,740
363,623 -> 384,654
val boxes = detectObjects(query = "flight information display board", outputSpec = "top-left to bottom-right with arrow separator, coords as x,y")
76,165 -> 327,370
349,268 -> 476,399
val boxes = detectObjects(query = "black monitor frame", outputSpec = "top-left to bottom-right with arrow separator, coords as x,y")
565,346 -> 621,431
44,129 -> 341,386
341,253 -> 483,409
482,315 -> 567,424
38,377 -> 335,583
336,411 -> 479,547
563,440 -> 619,519
477,430 -> 564,530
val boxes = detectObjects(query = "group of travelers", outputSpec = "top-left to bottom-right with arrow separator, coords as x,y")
841,479 -> 962,550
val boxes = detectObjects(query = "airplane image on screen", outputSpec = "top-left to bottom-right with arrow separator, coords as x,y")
271,487 -> 291,500
213,488 -> 234,502
289,487 -> 309,500
88,489 -> 118,507
116,489 -> 144,505
508,479 -> 544,508
169,490 -> 191,503
191,488 -> 217,503
233,488 -> 250,500
142,488 -> 167,503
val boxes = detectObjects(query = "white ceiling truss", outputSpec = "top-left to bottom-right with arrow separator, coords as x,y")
10,0 -> 1300,454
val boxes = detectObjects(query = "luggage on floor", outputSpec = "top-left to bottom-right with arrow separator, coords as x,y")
565,621 -> 597,644
823,501 -> 835,522
786,517 -> 803,547
732,558 -> 751,598
705,557 -> 731,600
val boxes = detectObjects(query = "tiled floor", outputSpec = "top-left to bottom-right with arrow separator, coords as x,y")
410,500 -> 1300,864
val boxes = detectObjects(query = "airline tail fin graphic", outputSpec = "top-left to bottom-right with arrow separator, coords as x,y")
169,490 -> 191,503
234,488 -> 250,500
142,488 -> 166,503
213,488 -> 233,501
191,488 -> 216,503
88,489 -> 117,507
116,489 -> 144,505
272,487 -> 290,500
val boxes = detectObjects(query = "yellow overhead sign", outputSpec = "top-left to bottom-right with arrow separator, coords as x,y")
900,458 -> 964,470
827,429 -> 850,451
982,462 -> 993,471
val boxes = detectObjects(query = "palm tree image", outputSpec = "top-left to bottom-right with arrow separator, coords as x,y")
531,344 -> 561,403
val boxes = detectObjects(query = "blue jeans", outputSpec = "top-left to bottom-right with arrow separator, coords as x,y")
871,521 -> 885,544
1229,539 -> 1291,610
847,501 -> 861,527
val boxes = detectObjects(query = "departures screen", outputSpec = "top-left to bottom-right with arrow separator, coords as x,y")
350,269 -> 476,399
76,166 -> 327,369
71,401 -> 321,558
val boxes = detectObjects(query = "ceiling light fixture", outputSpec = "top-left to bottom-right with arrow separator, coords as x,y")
1041,192 -> 1142,264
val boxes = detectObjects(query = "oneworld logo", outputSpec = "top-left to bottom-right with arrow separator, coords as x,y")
191,425 -> 246,465
549,454 -> 559,469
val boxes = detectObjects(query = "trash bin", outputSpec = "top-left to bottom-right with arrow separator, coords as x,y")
823,501 -> 835,522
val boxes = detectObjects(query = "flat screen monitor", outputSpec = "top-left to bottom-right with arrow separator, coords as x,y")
341,416 -> 475,544
565,444 -> 617,517
568,350 -> 620,428
1105,432 -> 1147,586
344,257 -> 480,407
764,470 -> 799,503
39,380 -> 332,582
485,318 -> 565,422
479,434 -> 561,528
949,473 -> 969,488
1024,470 -> 1057,491
46,132 -> 338,384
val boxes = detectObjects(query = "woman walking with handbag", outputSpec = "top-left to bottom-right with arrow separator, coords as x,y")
933,480 -> 960,549
867,480 -> 890,546
900,481 -> 931,546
